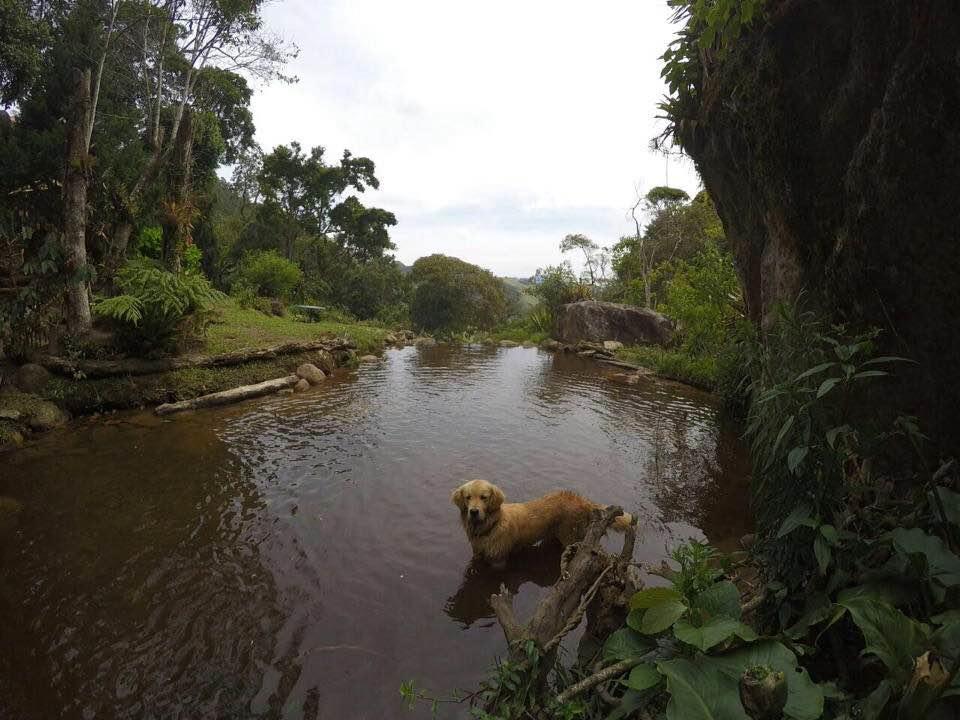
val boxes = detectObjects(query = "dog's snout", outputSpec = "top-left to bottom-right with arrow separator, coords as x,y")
469,507 -> 480,517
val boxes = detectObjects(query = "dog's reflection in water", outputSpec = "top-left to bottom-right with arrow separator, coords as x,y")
444,541 -> 563,628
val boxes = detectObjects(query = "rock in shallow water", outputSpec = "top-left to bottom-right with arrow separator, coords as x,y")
15,363 -> 50,393
555,300 -> 673,346
294,378 -> 311,393
296,363 -> 326,385
359,355 -> 379,363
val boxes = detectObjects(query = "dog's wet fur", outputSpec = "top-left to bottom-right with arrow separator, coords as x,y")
451,479 -> 633,566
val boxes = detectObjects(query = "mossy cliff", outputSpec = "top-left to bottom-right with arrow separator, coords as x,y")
673,0 -> 960,449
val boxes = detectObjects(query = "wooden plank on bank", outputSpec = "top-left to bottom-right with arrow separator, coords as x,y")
154,375 -> 299,416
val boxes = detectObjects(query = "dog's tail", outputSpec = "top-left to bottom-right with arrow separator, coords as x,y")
609,509 -> 635,532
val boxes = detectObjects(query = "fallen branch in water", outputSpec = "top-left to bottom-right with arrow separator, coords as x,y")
155,375 -> 298,415
482,505 -> 639,715
554,657 -> 643,706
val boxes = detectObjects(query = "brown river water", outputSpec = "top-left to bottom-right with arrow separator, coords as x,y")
0,345 -> 750,720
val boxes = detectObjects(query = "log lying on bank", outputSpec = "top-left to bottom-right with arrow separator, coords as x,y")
40,339 -> 355,379
154,375 -> 299,415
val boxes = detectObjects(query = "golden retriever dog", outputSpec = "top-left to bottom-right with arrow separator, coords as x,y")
451,479 -> 634,566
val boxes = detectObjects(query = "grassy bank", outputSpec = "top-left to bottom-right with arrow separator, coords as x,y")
39,299 -> 394,415
614,345 -> 718,390
204,300 -> 391,355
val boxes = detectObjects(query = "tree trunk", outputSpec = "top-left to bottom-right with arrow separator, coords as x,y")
162,109 -> 194,272
63,68 -> 93,335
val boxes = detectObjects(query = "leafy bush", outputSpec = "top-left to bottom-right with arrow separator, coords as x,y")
410,254 -> 509,333
234,250 -> 302,300
530,263 -> 590,321
658,238 -> 745,357
94,259 -> 223,355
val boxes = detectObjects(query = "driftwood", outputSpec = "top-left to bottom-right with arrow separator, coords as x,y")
40,339 -> 354,379
482,506 -> 639,715
155,375 -> 298,415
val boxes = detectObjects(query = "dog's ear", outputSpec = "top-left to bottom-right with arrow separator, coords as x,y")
451,486 -> 465,508
488,484 -> 505,511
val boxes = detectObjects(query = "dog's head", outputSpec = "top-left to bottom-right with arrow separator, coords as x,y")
451,479 -> 505,528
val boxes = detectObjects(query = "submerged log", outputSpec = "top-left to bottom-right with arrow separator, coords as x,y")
40,339 -> 354,379
154,375 -> 298,415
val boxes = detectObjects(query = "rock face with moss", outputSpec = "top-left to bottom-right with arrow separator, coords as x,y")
555,300 -> 673,347
673,0 -> 960,447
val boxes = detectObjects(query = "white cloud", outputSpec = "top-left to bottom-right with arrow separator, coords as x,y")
250,0 -> 701,276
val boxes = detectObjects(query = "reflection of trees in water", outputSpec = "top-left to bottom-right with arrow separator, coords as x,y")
646,413 -> 751,546
0,422 -> 294,720
444,542 -> 563,628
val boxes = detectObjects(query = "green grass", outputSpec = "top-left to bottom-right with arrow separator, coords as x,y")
615,345 -> 718,390
204,299 -> 390,356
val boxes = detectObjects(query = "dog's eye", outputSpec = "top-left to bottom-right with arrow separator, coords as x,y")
480,495 -> 488,500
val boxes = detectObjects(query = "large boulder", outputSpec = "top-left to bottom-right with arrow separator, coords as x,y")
555,301 -> 673,347
674,0 -> 960,449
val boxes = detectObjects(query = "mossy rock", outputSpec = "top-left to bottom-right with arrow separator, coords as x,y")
0,393 -> 69,432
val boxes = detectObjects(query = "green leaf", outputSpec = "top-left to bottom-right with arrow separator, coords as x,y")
778,504 -> 815,538
641,599 -> 688,634
787,446 -> 809,474
785,593 -> 833,639
623,663 -> 662,692
817,377 -> 841,398
674,617 -> 745,652
819,525 -> 839,544
932,610 -> 960,626
630,586 -> 684,610
837,596 -> 930,677
602,628 -> 651,662
930,487 -> 960,526
693,581 -> 742,620
861,356 -> 913,366
860,679 -> 893,720
707,640 -> 825,720
892,527 -> 960,584
656,657 -> 745,720
852,370 -> 888,380
767,415 -> 796,468
814,535 -> 831,574
794,362 -> 836,382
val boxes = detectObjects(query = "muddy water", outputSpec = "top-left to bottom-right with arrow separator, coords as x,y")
0,346 -> 750,719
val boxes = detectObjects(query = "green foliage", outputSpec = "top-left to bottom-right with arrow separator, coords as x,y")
530,263 -> 591,321
234,250 -> 303,300
659,239 -> 745,357
659,0 -> 768,150
410,254 -> 509,333
615,345 -> 719,389
94,259 -> 222,355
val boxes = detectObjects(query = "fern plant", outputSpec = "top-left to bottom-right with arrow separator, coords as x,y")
94,258 -> 222,355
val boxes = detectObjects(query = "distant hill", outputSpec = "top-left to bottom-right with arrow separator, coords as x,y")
500,277 -> 540,314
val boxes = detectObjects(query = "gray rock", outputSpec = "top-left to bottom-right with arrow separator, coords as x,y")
15,363 -> 50,393
555,300 -> 673,346
359,354 -> 379,363
499,340 -> 519,348
293,378 -> 311,392
602,340 -> 624,352
522,341 -> 536,348
540,339 -> 560,351
296,363 -> 326,385
277,388 -> 295,396
414,336 -> 437,347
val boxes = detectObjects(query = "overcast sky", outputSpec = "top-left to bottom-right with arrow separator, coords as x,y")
250,0 -> 702,278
